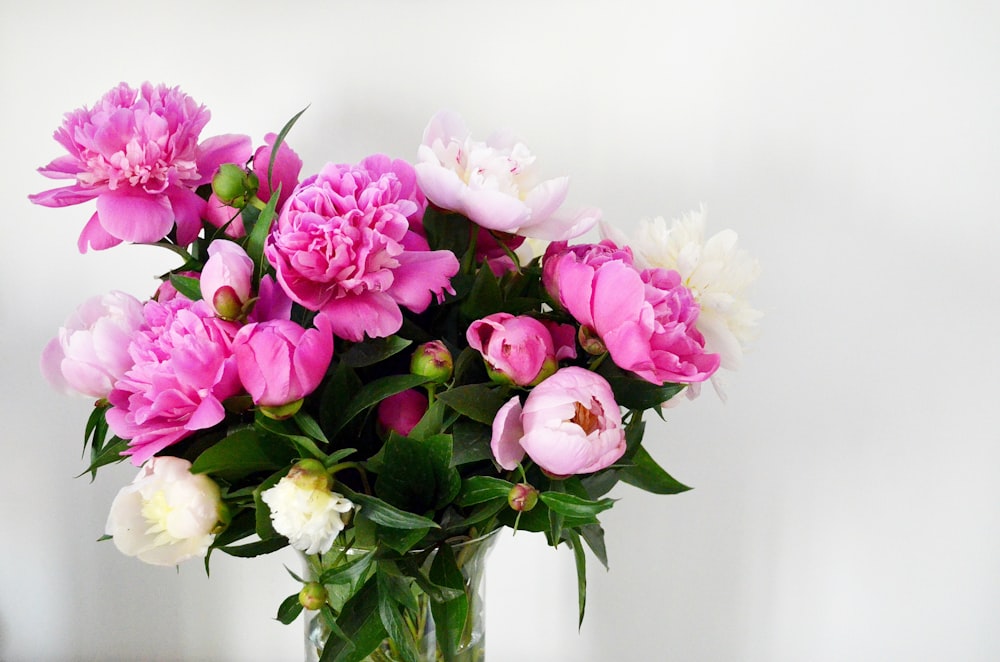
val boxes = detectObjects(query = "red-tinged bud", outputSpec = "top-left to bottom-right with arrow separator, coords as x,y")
298,582 -> 328,610
577,325 -> 606,356
507,483 -> 539,512
410,341 -> 453,383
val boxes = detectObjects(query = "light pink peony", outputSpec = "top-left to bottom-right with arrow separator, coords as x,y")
467,313 -> 573,386
41,291 -> 145,399
265,155 -> 459,341
206,133 -> 303,238
105,456 -> 224,566
414,110 -> 600,241
491,367 -> 625,476
232,317 -> 334,407
30,82 -> 251,251
200,239 -> 254,319
546,241 -> 720,385
377,389 -> 429,437
106,298 -> 242,465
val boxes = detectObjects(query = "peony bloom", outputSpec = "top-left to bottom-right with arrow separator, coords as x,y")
105,456 -> 224,566
41,291 -> 144,399
491,367 -> 625,476
467,313 -> 572,386
29,82 -> 251,251
261,460 -> 354,555
265,155 -> 459,341
232,317 -> 334,408
206,133 -> 303,238
603,209 -> 761,399
377,389 -> 428,437
106,298 -> 242,465
200,240 -> 254,319
546,241 -> 720,385
414,110 -> 600,241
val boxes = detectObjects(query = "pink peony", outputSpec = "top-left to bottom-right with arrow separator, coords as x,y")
377,389 -> 429,437
546,242 -> 720,385
206,133 -> 303,238
467,313 -> 573,386
200,239 -> 254,319
247,275 -> 293,324
232,317 -> 334,407
106,298 -> 242,465
41,291 -> 145,399
30,82 -> 251,251
491,367 -> 625,476
265,155 -> 459,341
414,110 -> 600,241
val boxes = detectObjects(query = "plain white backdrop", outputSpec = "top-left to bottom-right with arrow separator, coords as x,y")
2,1 -> 999,660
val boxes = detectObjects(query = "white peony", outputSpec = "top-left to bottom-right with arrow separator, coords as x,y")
105,456 -> 224,566
261,461 -> 354,555
604,207 -> 761,400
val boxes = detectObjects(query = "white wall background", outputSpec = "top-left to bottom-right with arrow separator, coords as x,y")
2,1 -> 998,660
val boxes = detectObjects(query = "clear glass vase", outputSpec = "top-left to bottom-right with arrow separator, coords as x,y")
302,530 -> 499,662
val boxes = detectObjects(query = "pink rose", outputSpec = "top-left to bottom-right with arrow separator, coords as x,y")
106,298 -> 242,465
491,367 -> 625,476
414,110 -> 600,241
467,313 -> 574,386
265,155 -> 459,341
377,389 -> 428,437
232,317 -> 334,407
29,82 -> 251,251
41,291 -> 145,399
200,240 -> 254,319
546,241 -> 720,385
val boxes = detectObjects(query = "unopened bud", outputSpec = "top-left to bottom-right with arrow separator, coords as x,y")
410,341 -> 453,384
507,483 -> 539,512
577,325 -> 606,356
286,458 -> 332,492
299,582 -> 328,610
212,164 -> 259,206
212,285 -> 244,321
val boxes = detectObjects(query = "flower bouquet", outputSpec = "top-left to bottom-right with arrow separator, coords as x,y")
34,82 -> 760,662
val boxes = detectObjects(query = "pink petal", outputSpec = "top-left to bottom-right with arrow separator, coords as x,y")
491,396 -> 526,471
318,292 -> 402,342
78,212 -> 123,252
195,134 -> 253,186
29,184 -> 100,208
96,190 -> 174,244
389,250 -> 459,312
168,187 -> 208,246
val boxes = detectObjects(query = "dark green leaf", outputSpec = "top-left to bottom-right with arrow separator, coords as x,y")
342,490 -> 440,531
422,207 -> 472,257
219,536 -> 288,557
459,260 -> 504,320
436,384 -> 509,426
429,543 -> 469,660
596,361 -> 685,410
617,445 -> 692,494
80,436 -> 129,478
319,578 -> 387,662
340,335 -> 412,368
168,274 -> 203,301
406,398 -> 446,442
319,549 -> 376,586
190,428 -> 295,480
579,523 -> 609,570
253,468 -> 289,540
334,374 -> 430,435
276,593 -> 304,625
267,106 -> 309,188
539,492 -> 616,520
211,509 -> 257,548
246,185 -> 281,279
376,525 -> 430,555
455,476 -> 514,507
444,499 -> 506,534
376,570 -> 419,662
567,529 -> 588,628
294,410 -> 331,444
319,362 -> 362,434
450,419 -> 494,466
255,416 -> 328,462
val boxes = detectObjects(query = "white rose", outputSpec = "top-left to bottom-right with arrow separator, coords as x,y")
106,457 -> 224,566
261,460 -> 354,555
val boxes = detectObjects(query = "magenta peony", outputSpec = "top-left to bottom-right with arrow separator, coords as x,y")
467,313 -> 570,386
545,241 -> 720,385
106,298 -> 242,465
30,82 -> 251,251
414,110 -> 600,241
40,291 -> 145,399
232,317 -> 334,407
265,155 -> 459,341
491,367 -> 625,476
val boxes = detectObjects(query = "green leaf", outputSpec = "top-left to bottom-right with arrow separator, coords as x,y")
539,492 -> 616,520
579,523 -> 609,570
455,476 -> 515,507
567,529 -> 588,628
320,578 -> 387,662
375,525 -> 430,555
83,404 -> 109,457
374,433 -> 462,514
80,436 -> 129,478
334,374 -> 430,435
267,106 -> 309,189
293,410 -> 331,444
168,273 -> 203,301
340,335 -> 412,368
617,445 -> 692,495
436,384 -> 509,426
319,362 -> 362,434
406,398 -> 446,442
376,569 -> 419,662
246,184 -> 281,279
343,490 -> 441,531
190,428 -> 295,481
422,207 -> 472,257
450,419 -> 494,466
596,361 -> 685,410
276,593 -> 303,625
211,509 -> 257,549
255,416 -> 329,462
444,499 -> 506,534
253,468 -> 288,540
429,543 -> 469,661
459,260 -> 504,320
319,549 -> 376,586
219,536 -> 288,557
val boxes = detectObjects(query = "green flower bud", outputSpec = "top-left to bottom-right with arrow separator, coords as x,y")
410,341 -> 453,383
298,582 -> 328,611
577,325 -> 607,356
507,483 -> 539,512
212,164 -> 259,206
259,398 -> 303,420
212,286 -> 244,321
286,458 -> 332,492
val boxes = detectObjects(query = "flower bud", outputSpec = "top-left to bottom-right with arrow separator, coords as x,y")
507,483 -> 539,512
410,341 -> 453,383
299,582 -> 328,610
577,325 -> 607,356
259,398 -> 304,420
286,459 -> 332,492
212,286 -> 244,321
212,163 -> 259,207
